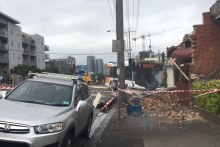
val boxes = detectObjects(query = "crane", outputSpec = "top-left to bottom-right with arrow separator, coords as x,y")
132,27 -> 181,53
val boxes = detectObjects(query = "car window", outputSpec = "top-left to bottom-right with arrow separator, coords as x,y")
6,80 -> 73,106
74,85 -> 83,107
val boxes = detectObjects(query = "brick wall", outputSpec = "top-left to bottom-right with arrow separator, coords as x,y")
190,12 -> 220,76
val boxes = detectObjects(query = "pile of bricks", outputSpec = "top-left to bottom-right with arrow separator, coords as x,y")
155,110 -> 203,121
140,93 -> 203,121
140,93 -> 180,111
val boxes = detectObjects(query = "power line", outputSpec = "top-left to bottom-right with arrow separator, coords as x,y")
135,0 -> 140,33
7,49 -> 116,56
112,0 -> 116,12
126,0 -> 130,31
132,0 -> 135,34
107,0 -> 116,29
48,52 -> 116,56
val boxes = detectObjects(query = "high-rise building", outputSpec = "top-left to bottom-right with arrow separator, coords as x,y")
95,59 -> 104,74
87,56 -> 95,73
0,12 -> 49,73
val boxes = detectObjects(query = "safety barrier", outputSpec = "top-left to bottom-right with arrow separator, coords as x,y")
118,88 -> 220,94
100,97 -> 116,111
96,88 -> 220,112
0,84 -> 13,90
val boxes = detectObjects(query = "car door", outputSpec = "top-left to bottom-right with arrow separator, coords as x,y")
74,85 -> 88,133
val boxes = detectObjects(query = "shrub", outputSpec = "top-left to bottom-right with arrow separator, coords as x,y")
193,80 -> 220,114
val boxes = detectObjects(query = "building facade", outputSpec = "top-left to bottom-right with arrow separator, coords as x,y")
95,59 -> 104,74
46,56 -> 75,75
0,12 -> 49,73
87,56 -> 95,73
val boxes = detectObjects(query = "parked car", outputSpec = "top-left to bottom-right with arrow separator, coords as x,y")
0,73 -> 93,147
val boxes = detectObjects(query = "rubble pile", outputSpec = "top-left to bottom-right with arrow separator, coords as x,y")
154,110 -> 203,121
140,93 -> 203,121
140,93 -> 180,111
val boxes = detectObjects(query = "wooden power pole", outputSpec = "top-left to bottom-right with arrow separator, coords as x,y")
116,0 -> 125,121
116,0 -> 125,88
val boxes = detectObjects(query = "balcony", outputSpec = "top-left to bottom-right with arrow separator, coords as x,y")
30,40 -> 35,46
0,29 -> 7,38
45,45 -> 49,51
45,54 -> 50,59
0,56 -> 9,64
30,51 -> 36,56
22,37 -> 30,44
23,59 -> 36,67
0,44 -> 9,52
23,50 -> 30,56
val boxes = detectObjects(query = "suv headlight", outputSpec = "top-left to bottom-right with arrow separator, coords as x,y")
34,122 -> 63,134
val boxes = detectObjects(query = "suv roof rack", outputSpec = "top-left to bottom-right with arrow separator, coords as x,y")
28,72 -> 79,82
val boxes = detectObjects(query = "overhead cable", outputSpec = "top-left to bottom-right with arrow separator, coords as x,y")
107,0 -> 116,29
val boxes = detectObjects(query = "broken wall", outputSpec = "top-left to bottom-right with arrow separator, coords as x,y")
190,12 -> 220,77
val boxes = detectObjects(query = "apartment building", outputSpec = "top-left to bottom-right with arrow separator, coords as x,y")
22,33 -> 49,69
0,12 -> 49,73
46,56 -> 75,75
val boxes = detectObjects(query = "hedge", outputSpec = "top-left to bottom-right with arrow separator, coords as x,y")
192,80 -> 220,114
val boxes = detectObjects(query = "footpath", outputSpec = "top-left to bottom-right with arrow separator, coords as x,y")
86,104 -> 220,147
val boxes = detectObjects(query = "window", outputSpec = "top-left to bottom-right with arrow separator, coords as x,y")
6,81 -> 72,106
74,85 -> 83,106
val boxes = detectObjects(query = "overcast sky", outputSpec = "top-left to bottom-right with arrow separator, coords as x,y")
0,0 -> 216,65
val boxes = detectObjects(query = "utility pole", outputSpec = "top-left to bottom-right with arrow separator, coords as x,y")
116,0 -> 125,121
116,0 -> 125,88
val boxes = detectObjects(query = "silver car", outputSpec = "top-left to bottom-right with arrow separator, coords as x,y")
0,73 -> 93,147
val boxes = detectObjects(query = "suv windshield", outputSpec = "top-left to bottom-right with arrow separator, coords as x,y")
6,80 -> 73,106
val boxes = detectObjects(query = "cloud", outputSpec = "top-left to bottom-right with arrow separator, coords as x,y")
0,0 -> 217,65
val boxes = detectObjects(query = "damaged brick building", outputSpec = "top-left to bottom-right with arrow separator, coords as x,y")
166,0 -> 220,106
169,0 -> 220,82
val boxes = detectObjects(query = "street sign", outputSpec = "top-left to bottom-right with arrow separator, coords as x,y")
112,40 -> 121,52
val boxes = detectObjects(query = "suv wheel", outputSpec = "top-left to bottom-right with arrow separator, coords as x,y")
82,117 -> 92,139
63,133 -> 74,147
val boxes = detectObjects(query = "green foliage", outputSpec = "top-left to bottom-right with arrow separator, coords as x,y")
97,73 -> 105,83
14,65 -> 43,79
14,64 -> 32,79
193,80 -> 220,114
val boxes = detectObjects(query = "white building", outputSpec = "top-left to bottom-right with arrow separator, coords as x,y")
0,11 -> 49,73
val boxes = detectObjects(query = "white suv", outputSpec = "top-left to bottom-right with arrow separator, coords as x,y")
0,73 -> 93,147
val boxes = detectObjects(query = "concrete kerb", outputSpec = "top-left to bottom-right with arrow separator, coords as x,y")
85,108 -> 116,147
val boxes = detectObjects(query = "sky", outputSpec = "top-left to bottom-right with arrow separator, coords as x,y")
0,0 -> 217,65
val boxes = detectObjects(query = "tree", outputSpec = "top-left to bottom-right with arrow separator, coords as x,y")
14,65 -> 43,79
96,73 -> 105,84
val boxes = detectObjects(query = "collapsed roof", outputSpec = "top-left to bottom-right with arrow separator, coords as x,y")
210,0 -> 220,21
